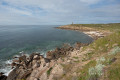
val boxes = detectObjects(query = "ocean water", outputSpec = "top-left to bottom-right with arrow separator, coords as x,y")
0,25 -> 93,75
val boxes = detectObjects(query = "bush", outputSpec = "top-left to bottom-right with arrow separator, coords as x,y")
96,57 -> 105,64
88,57 -> 105,79
89,64 -> 105,76
109,46 -> 120,55
95,64 -> 105,76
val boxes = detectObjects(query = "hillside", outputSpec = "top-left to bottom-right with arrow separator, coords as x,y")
57,23 -> 120,80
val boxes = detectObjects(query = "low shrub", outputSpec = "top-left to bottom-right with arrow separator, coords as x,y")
109,46 -> 120,55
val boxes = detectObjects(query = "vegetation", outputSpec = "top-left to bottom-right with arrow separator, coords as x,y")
78,60 -> 96,80
70,23 -> 120,80
57,23 -> 120,80
70,23 -> 120,31
47,67 -> 53,76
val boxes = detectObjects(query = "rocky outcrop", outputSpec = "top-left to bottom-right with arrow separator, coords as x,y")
5,43 -> 89,80
47,44 -> 74,60
7,53 -> 51,80
6,52 -> 67,80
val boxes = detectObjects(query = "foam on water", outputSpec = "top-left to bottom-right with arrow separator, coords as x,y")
0,59 -> 12,76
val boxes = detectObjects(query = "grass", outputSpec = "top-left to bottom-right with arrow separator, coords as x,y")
47,67 -> 53,76
108,65 -> 120,80
85,52 -> 94,60
70,23 -> 120,31
88,31 -> 120,54
75,23 -> 120,80
106,53 -> 120,80
59,23 -> 120,80
77,60 -> 96,80
73,56 -> 79,59
74,60 -> 80,63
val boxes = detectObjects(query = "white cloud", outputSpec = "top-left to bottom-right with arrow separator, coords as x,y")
80,0 -> 101,4
0,0 -> 119,25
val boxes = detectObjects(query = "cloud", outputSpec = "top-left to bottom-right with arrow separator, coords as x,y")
0,0 -> 120,25
80,0 -> 101,4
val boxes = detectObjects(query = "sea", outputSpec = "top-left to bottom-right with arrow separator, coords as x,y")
0,25 -> 93,75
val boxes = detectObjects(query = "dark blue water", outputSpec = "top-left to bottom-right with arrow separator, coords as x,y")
0,25 -> 93,74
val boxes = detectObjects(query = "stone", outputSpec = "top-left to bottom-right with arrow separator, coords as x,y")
51,64 -> 64,78
33,55 -> 40,60
0,72 -> 7,80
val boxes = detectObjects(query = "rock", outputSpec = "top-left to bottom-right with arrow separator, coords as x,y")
111,57 -> 117,63
12,59 -> 20,63
74,42 -> 88,49
0,72 -> 7,80
19,55 -> 27,62
33,55 -> 40,60
11,62 -> 16,67
7,68 -> 17,80
50,64 -> 64,79
21,70 -> 32,79
7,47 -> 73,80
39,72 -> 47,80
57,58 -> 63,63
46,51 -> 53,59
32,62 -> 40,69
47,44 -> 74,60
67,60 -> 71,63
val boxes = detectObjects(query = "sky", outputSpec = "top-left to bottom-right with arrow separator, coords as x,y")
0,0 -> 120,25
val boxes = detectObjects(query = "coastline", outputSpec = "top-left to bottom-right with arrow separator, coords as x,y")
0,24 -> 114,80
56,25 -> 111,40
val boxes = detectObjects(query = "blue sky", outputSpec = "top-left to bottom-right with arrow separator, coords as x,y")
0,0 -> 120,25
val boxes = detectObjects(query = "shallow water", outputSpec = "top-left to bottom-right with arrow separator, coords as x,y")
0,25 -> 93,74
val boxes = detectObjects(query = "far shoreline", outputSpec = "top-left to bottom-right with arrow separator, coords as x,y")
55,24 -> 112,40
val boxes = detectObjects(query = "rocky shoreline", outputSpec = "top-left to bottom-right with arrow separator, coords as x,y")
0,25 -> 111,80
56,25 -> 111,40
0,42 -> 89,80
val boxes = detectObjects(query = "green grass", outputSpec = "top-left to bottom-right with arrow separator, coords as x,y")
70,23 -> 120,31
73,57 -> 79,59
47,67 -> 53,76
74,60 -> 80,63
59,23 -> 120,80
89,32 -> 120,54
77,60 -> 96,80
106,53 -> 120,80
76,23 -> 120,80
108,66 -> 120,80
85,52 -> 94,60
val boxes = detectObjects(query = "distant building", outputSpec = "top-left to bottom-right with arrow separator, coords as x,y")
72,22 -> 74,25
